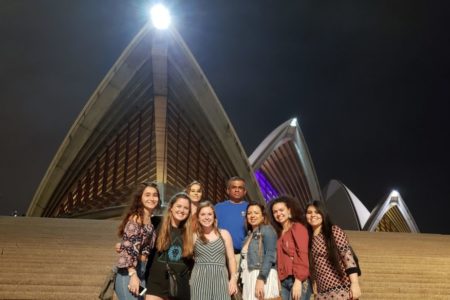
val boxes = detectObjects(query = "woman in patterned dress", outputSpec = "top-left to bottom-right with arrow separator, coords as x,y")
190,201 -> 238,300
115,180 -> 160,300
305,201 -> 361,300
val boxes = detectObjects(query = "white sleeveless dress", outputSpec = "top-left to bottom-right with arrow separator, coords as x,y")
240,252 -> 280,300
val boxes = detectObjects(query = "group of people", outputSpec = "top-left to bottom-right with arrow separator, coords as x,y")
114,176 -> 361,300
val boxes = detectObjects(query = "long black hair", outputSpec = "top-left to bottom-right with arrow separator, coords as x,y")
306,200 -> 344,277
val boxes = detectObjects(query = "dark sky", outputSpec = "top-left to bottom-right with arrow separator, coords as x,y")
1,1 -> 449,234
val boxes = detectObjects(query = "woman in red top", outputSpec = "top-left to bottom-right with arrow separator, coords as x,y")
269,196 -> 312,300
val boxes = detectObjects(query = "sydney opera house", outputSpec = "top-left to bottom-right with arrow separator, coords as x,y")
26,20 -> 418,233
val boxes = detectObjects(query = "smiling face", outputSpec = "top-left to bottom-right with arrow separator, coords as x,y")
246,204 -> 265,229
141,186 -> 159,212
170,197 -> 190,226
188,183 -> 203,203
306,205 -> 323,230
272,202 -> 291,225
198,206 -> 215,229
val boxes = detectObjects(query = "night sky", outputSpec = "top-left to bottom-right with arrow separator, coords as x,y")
1,1 -> 449,234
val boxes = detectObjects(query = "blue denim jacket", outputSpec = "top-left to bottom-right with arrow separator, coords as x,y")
245,224 -> 277,282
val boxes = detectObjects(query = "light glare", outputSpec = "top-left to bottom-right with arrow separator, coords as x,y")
150,4 -> 171,29
289,118 -> 298,127
390,190 -> 400,197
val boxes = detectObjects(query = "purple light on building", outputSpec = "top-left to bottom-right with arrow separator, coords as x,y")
254,170 -> 279,202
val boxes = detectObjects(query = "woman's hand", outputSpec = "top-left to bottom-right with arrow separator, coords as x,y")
255,279 -> 265,300
291,278 -> 303,300
350,281 -> 361,299
128,273 -> 140,296
114,242 -> 121,253
228,278 -> 238,295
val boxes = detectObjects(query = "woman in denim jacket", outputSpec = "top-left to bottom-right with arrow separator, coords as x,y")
240,202 -> 280,300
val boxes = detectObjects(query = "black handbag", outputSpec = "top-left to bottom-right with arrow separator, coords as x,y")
165,262 -> 179,298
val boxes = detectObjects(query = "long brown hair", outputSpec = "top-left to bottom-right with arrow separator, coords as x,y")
117,180 -> 161,237
195,201 -> 219,244
156,192 -> 194,257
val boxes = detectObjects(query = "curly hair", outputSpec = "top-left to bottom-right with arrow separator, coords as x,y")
268,195 -> 306,236
117,180 -> 161,237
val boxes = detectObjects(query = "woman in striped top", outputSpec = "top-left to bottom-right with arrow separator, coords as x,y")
190,201 -> 238,300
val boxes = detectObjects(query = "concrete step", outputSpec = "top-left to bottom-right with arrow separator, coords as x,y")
0,274 -> 106,286
1,217 -> 450,300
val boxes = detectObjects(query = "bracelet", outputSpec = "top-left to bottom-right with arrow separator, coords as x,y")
128,270 -> 137,277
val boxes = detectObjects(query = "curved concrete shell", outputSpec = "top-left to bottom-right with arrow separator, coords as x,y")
323,179 -> 370,230
364,190 -> 420,232
249,118 -> 322,207
27,24 -> 261,218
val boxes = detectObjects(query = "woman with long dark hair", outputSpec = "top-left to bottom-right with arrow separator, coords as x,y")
146,192 -> 194,300
115,180 -> 160,300
269,196 -> 312,300
305,200 -> 361,300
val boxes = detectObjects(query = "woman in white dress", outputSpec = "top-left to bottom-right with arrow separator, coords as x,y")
240,202 -> 280,300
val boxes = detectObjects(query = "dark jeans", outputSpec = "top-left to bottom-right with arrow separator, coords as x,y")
280,276 -> 312,300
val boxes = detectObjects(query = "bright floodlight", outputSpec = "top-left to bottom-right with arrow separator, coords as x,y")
289,118 -> 298,127
390,190 -> 400,197
150,4 -> 171,29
